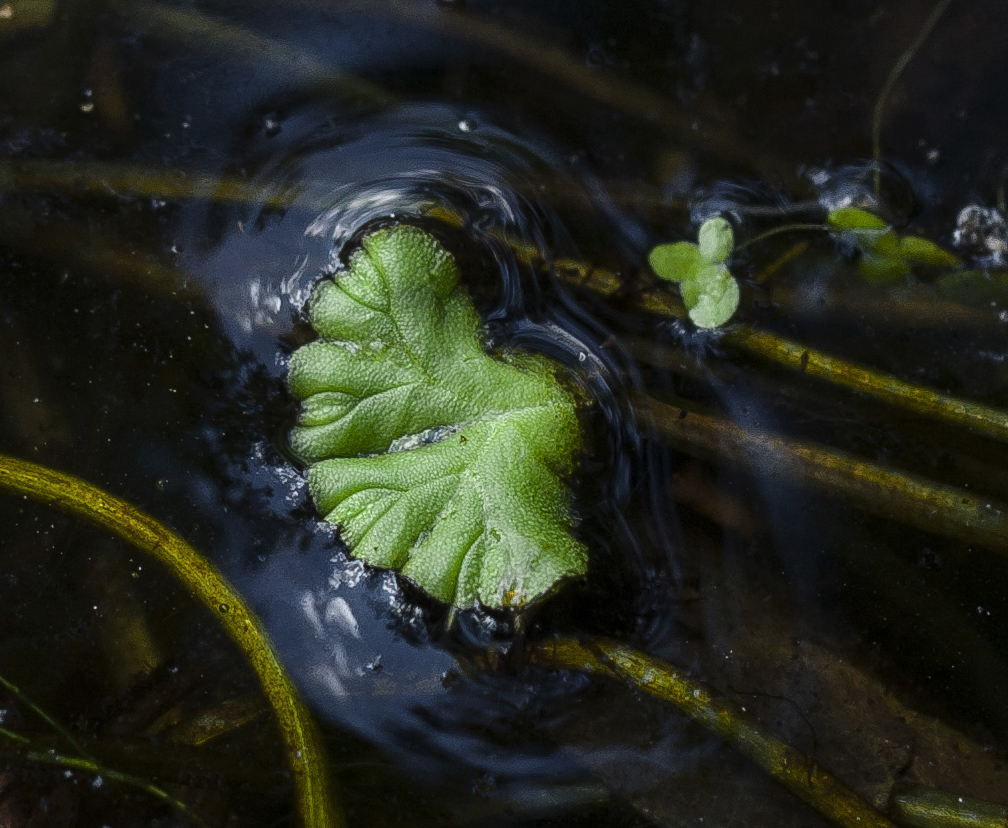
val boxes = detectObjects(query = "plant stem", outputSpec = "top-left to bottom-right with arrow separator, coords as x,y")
872,0 -> 955,197
0,732 -> 208,827
637,393 -> 1008,550
0,0 -> 54,31
530,636 -> 898,828
0,159 -> 295,209
0,205 -> 201,299
0,727 -> 30,746
736,223 -> 827,251
0,728 -> 210,828
721,328 -> 1008,445
891,787 -> 1008,828
766,281 -> 998,330
0,454 -> 344,828
113,0 -> 391,106
0,673 -> 93,760
753,240 -> 810,283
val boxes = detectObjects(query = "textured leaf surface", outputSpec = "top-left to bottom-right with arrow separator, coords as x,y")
687,265 -> 740,328
649,217 -> 740,328
826,207 -> 888,231
697,216 -> 734,264
648,242 -> 703,283
288,226 -> 586,609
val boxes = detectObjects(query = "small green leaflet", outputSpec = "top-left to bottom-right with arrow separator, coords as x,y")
287,225 -> 586,610
827,207 -> 960,284
649,217 -> 740,328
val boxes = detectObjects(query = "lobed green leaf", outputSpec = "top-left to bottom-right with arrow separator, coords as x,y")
288,226 -> 587,610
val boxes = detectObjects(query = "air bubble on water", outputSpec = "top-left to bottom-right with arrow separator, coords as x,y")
953,205 -> 1007,265
263,450 -> 307,505
458,118 -> 476,133
330,558 -> 365,589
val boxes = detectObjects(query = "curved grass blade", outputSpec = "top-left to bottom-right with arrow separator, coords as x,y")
0,454 -> 344,828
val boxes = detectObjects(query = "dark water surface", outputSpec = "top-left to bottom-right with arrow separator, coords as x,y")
2,1 -> 1008,826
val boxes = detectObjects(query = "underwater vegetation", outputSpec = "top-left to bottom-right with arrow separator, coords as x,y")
2,1 -> 1008,827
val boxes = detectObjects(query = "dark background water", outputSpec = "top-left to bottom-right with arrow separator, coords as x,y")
2,0 -> 1008,826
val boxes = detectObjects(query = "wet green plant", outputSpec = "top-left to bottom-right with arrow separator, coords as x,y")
0,454 -> 343,828
827,207 -> 960,284
648,216 -> 741,328
288,225 -> 586,610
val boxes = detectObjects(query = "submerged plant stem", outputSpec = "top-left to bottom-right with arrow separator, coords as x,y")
872,0 -> 955,196
0,455 -> 344,828
892,787 -> 1008,828
0,159 -> 295,209
638,393 -> 1008,549
0,673 -> 93,760
736,222 -> 827,251
114,0 -> 391,104
721,328 -> 1008,445
531,636 -> 898,828
0,729 -> 209,828
0,204 -> 200,299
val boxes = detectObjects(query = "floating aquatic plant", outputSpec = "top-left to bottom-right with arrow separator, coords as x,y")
288,225 -> 586,610
648,216 -> 741,328
826,206 -> 960,284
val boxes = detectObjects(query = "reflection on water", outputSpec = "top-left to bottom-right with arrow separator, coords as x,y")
2,0 -> 1008,826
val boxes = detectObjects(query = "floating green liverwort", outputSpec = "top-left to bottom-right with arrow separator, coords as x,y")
288,225 -> 587,610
